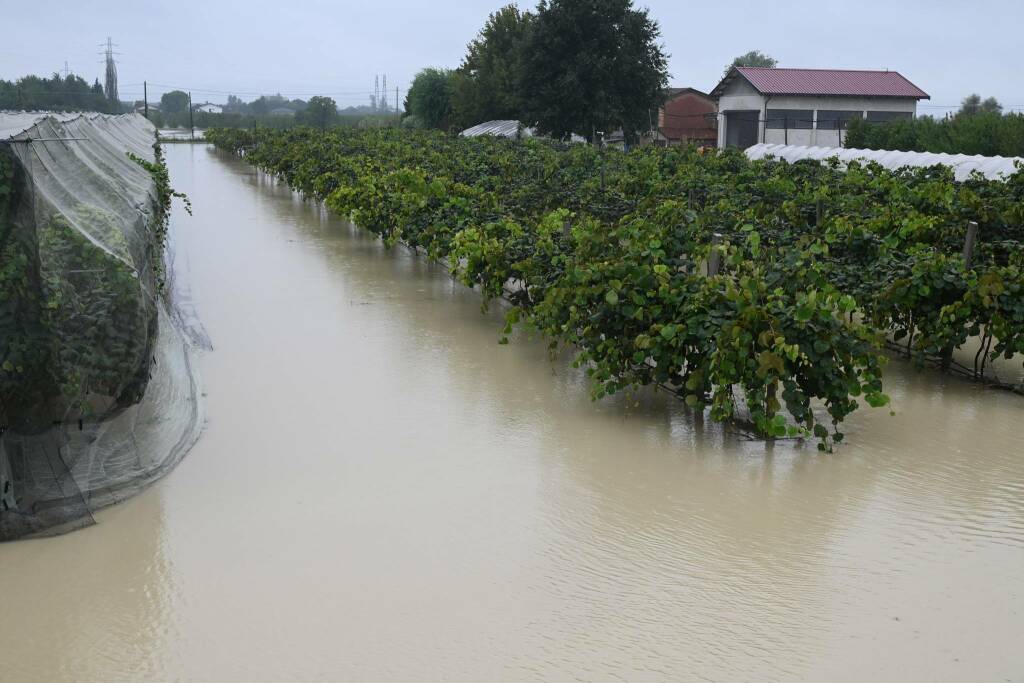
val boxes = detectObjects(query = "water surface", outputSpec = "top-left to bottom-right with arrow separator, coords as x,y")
1,144 -> 1022,682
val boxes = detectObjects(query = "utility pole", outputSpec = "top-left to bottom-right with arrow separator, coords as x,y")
382,74 -> 388,111
188,91 -> 195,141
61,61 -> 71,79
395,86 -> 399,114
143,81 -> 148,119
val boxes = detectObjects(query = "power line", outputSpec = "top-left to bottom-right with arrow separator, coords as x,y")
138,81 -> 407,98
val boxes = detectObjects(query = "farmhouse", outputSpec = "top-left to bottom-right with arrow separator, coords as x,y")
193,102 -> 223,114
711,67 -> 929,149
653,87 -> 717,147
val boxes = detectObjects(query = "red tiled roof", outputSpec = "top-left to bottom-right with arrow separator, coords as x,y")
726,67 -> 929,99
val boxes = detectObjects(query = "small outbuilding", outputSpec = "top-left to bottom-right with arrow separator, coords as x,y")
653,87 -> 717,147
711,67 -> 929,149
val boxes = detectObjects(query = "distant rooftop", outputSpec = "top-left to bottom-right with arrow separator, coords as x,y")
712,67 -> 929,99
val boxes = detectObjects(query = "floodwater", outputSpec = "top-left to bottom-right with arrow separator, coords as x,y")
2,145 -> 1023,682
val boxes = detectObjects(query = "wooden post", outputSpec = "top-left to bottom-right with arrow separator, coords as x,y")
143,81 -> 148,119
962,220 -> 979,269
708,233 -> 723,276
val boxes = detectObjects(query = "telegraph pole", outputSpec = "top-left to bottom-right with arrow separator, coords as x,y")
188,91 -> 195,141
143,81 -> 148,119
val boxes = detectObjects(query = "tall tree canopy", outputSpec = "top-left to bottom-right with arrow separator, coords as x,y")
518,0 -> 669,142
406,68 -> 456,130
160,90 -> 190,115
300,96 -> 338,129
959,93 -> 1003,116
725,50 -> 778,75
450,5 -> 533,128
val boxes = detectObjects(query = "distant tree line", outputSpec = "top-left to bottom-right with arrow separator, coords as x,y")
845,94 -> 1024,157
403,0 -> 670,142
0,74 -> 120,114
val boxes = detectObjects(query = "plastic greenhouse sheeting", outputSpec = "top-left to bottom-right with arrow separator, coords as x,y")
461,120 -> 536,139
0,112 -> 204,540
746,143 -> 1024,181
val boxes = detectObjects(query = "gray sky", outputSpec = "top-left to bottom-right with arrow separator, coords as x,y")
2,0 -> 1020,115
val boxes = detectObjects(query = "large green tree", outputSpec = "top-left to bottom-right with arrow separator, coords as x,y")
405,68 -> 455,130
450,5 -> 533,128
725,50 -> 777,76
160,90 -> 190,115
301,95 -> 338,129
518,0 -> 669,142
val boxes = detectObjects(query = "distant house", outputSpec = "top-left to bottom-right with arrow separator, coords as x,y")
269,107 -> 294,117
710,67 -> 930,149
193,102 -> 223,114
653,88 -> 717,147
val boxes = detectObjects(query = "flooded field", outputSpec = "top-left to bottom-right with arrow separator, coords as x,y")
1,144 -> 1022,682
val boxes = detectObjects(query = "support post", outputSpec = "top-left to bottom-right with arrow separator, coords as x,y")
708,233 -> 723,277
143,80 -> 148,119
188,91 -> 195,141
962,221 -> 979,270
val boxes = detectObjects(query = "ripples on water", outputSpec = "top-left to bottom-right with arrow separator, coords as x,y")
0,145 -> 1021,682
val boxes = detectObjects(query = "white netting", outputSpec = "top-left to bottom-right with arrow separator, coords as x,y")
746,143 -> 1024,181
0,112 -> 204,540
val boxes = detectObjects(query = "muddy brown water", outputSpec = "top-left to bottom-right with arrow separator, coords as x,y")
1,145 -> 1022,682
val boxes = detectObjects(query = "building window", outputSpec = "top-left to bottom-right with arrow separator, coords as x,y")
766,109 -> 813,130
816,110 -> 863,130
866,111 -> 913,123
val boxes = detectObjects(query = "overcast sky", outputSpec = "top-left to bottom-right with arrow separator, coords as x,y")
2,0 -> 1020,115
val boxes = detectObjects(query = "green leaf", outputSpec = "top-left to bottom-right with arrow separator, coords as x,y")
865,392 -> 890,408
605,290 -> 619,305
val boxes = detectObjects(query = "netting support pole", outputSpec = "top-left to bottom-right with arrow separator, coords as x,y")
708,233 -> 723,277
962,221 -> 979,270
0,438 -> 16,512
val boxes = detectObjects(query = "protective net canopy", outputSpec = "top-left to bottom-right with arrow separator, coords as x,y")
0,112 -> 204,541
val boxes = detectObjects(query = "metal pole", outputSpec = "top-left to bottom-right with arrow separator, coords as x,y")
963,221 -> 979,269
